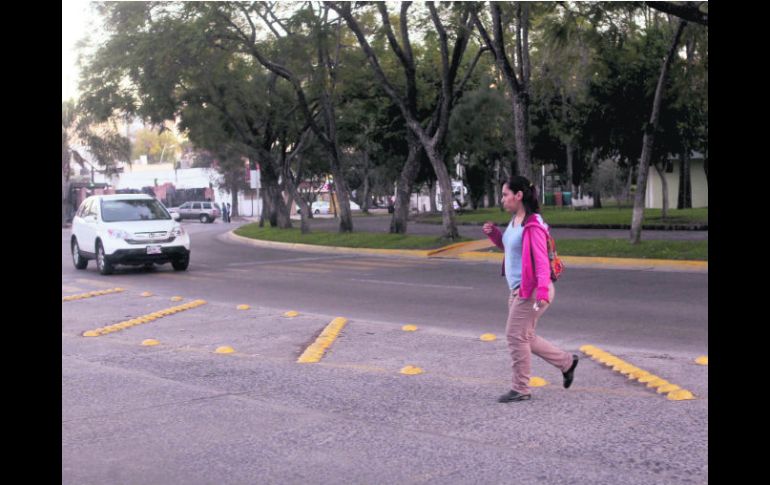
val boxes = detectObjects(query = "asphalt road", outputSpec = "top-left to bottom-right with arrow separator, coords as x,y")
62,221 -> 708,484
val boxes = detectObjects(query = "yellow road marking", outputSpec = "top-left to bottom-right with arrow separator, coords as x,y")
297,317 -> 348,363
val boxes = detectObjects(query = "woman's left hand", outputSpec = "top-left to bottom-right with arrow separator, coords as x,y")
533,299 -> 548,311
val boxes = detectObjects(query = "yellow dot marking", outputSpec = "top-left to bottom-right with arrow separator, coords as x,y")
80,299 -> 207,337
284,311 -> 300,317
297,317 -> 348,363
638,374 -> 659,384
400,365 -> 424,375
170,296 -> 183,302
628,370 -> 652,380
402,324 -> 418,332
237,304 -> 250,310
140,292 -> 153,297
215,346 -> 235,354
581,345 -> 691,400
667,389 -> 695,401
142,339 -> 160,346
479,333 -> 497,341
529,376 -> 548,387
657,384 -> 681,394
63,287 -> 125,302
646,378 -> 670,389
695,355 -> 708,365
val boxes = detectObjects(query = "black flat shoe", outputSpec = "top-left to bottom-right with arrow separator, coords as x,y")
563,354 -> 579,389
498,390 -> 532,403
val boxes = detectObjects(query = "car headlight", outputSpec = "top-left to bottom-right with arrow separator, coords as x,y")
171,226 -> 185,237
107,228 -> 131,239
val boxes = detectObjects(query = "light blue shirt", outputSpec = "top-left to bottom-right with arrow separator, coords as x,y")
502,220 -> 524,290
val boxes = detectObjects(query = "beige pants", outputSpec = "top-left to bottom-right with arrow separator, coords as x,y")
506,284 -> 573,394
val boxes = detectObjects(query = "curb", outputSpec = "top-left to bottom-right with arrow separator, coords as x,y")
411,219 -> 708,231
224,231 -> 707,272
223,230 -> 432,259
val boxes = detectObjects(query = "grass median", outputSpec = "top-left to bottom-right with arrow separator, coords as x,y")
415,207 -> 708,226
479,239 -> 708,261
234,224 -> 473,250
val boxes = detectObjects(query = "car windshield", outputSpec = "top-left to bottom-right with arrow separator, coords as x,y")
101,199 -> 171,222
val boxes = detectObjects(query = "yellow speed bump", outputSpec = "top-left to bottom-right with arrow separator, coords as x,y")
638,374 -> 660,384
646,378 -> 670,390
140,291 -> 153,297
80,299 -> 207,337
582,345 -> 693,400
215,346 -> 235,354
479,333 -> 497,341
667,389 -> 696,401
695,355 -> 708,365
529,377 -> 548,387
284,311 -> 299,318
628,369 -> 652,380
400,365 -> 424,375
657,384 -> 681,394
612,363 -> 636,374
142,339 -> 160,346
62,287 -> 125,302
297,317 -> 348,363
237,304 -> 250,310
402,324 -> 418,332
170,296 -> 183,302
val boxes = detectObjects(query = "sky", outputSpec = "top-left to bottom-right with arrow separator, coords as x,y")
62,0 -> 97,101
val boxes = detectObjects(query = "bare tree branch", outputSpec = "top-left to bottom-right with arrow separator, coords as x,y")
645,1 -> 707,26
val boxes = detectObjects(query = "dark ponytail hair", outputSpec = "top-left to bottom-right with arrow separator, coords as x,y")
504,175 -> 540,220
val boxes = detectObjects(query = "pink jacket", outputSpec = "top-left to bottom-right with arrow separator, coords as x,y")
485,214 -> 552,302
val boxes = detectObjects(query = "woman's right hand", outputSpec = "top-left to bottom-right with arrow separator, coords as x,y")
482,221 -> 495,235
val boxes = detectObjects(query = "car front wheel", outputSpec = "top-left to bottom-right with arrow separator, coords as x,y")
96,242 -> 114,275
172,255 -> 189,271
71,239 -> 88,270
199,214 -> 210,223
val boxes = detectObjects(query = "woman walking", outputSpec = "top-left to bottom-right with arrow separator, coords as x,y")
482,176 -> 579,402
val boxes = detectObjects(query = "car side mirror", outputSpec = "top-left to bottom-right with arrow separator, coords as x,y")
172,212 -> 181,221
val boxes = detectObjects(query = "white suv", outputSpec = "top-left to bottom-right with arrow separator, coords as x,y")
70,194 -> 191,275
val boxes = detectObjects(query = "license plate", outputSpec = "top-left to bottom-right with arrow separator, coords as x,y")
146,245 -> 162,255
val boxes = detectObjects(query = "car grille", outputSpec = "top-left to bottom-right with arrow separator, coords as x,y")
126,231 -> 175,244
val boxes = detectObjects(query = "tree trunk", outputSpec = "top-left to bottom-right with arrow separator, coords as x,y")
625,162 -> 634,205
631,19 -> 687,244
268,183 -> 291,229
654,162 -> 669,220
423,140 -> 459,240
361,151 -> 370,214
565,140 -> 578,197
259,184 -> 270,228
677,150 -> 691,209
494,159 -> 502,208
229,183 -> 239,218
429,177 -> 438,213
282,173 -> 311,234
62,132 -> 71,226
512,94 -> 533,180
390,140 -> 421,234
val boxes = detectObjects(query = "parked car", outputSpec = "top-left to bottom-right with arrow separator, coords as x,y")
296,200 -> 362,215
71,194 -> 191,275
168,201 -> 220,223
